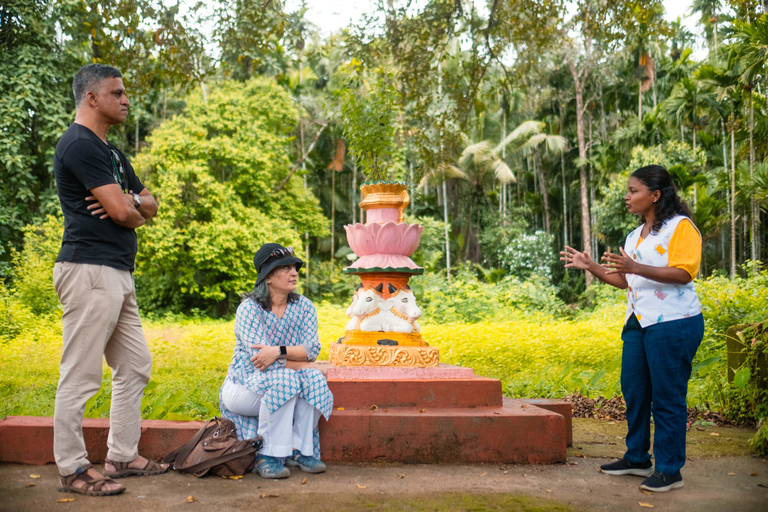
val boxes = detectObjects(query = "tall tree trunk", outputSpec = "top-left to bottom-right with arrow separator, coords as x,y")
443,177 -> 450,277
352,154 -> 357,225
731,125 -> 737,278
693,127 -> 697,210
536,150 -> 550,233
300,118 -> 310,293
571,76 -> 593,285
749,90 -> 758,272
409,160 -> 413,213
588,112 -> 597,260
561,106 -> 568,247
331,168 -> 335,280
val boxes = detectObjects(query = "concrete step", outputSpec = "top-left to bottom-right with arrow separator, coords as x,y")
319,398 -> 567,464
328,377 -> 503,409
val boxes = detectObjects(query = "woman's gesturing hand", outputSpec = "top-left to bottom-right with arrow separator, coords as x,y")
601,247 -> 637,274
560,245 -> 593,270
250,344 -> 281,372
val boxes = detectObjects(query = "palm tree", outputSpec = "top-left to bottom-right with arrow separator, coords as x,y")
697,63 -> 742,278
724,15 -> 768,271
496,120 -> 566,234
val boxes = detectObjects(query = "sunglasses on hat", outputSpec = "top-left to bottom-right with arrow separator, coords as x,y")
269,246 -> 294,259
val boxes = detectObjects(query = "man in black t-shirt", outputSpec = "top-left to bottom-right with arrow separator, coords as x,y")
52,64 -> 166,497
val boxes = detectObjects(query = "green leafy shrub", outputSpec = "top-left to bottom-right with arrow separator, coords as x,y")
9,215 -> 62,315
750,421 -> 768,457
303,259 -> 357,305
133,78 -> 329,315
498,231 -> 556,279
405,213 -> 447,271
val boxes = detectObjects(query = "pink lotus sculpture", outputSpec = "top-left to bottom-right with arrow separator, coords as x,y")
344,222 -> 423,271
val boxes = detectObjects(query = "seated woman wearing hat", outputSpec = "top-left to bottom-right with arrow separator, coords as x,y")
219,243 -> 333,479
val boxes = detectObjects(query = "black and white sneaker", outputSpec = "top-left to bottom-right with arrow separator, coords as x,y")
600,458 -> 654,477
640,471 -> 684,492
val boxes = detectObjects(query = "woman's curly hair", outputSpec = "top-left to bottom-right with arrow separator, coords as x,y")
631,165 -> 692,234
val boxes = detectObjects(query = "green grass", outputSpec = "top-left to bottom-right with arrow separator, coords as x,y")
0,302 -> 625,420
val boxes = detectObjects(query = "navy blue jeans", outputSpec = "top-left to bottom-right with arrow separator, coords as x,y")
620,313 -> 704,475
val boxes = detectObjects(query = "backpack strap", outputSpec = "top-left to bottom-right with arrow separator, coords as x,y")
163,418 -> 219,468
175,442 -> 259,475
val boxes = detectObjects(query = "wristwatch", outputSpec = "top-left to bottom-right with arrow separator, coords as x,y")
132,193 -> 142,208
278,346 -> 287,360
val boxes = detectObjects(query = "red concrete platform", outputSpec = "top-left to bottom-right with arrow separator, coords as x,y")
506,398 -> 573,447
319,399 -> 566,464
0,416 -> 207,466
0,367 -> 571,465
328,376 -> 503,409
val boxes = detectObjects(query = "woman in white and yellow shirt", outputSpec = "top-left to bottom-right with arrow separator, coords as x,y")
561,165 -> 703,493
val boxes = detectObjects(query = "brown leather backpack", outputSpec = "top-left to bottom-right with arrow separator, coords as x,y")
163,417 -> 262,477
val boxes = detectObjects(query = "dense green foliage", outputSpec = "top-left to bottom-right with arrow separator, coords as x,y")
133,79 -> 328,314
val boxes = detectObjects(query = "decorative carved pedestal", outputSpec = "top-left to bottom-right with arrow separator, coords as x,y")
334,181 -> 438,367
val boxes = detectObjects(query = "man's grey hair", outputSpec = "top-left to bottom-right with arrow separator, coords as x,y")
73,64 -> 122,109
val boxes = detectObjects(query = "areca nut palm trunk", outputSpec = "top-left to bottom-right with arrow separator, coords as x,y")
731,118 -> 737,278
749,88 -> 758,271
567,58 -> 594,287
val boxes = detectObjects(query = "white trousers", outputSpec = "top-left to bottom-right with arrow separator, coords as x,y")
221,379 -> 320,458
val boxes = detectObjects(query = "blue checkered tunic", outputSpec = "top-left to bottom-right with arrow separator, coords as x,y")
219,296 -> 333,459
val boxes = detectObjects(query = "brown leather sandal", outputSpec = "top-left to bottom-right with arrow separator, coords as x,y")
104,457 -> 169,478
58,464 -> 125,496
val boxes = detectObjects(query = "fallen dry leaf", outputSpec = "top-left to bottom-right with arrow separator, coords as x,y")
57,498 -> 75,503
520,404 -> 528,408
493,411 -> 501,415
370,405 -> 378,411
727,473 -> 735,476
750,472 -> 759,477
396,474 -> 405,479
546,489 -> 552,493
710,432 -> 720,436
608,422 -> 616,425
301,477 -> 307,485
30,475 -> 41,479
25,482 -> 36,488
223,475 -> 243,480
642,490 -> 652,495
260,493 -> 280,498
337,407 -> 345,411
418,409 -> 425,413
479,472 -> 487,477
638,502 -> 654,508
187,495 -> 195,503
758,483 -> 768,489
356,484 -> 366,489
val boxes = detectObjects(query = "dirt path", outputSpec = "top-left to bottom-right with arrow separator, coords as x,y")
2,420 -> 766,512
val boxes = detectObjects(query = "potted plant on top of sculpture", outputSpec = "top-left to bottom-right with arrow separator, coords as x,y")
329,65 -> 437,367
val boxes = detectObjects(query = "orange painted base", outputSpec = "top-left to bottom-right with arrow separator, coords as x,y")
339,330 -> 427,346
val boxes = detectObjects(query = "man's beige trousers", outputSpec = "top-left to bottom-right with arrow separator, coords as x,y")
53,262 -> 152,476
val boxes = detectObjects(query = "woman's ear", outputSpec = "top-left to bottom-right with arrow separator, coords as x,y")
653,190 -> 661,203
